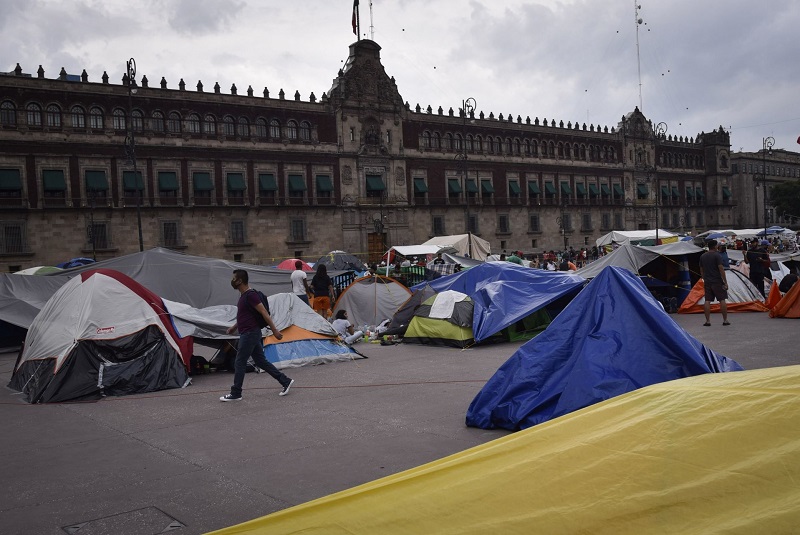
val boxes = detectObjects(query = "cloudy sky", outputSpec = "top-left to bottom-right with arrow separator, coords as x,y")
4,0 -> 799,153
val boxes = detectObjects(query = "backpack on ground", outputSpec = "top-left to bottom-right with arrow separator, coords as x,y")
248,288 -> 271,328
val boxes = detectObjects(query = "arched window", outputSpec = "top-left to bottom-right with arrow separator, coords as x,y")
548,141 -> 555,158
203,114 -> 216,135
486,136 -> 494,153
237,116 -> 249,137
580,144 -> 586,159
151,111 -> 164,132
422,131 -> 431,148
46,104 -> 61,127
112,108 -> 126,130
514,139 -> 521,155
0,100 -> 16,126
269,119 -> 280,138
524,140 -> 531,155
466,134 -> 474,152
531,140 -> 538,156
132,109 -> 144,132
26,103 -> 42,126
70,105 -> 85,128
494,137 -> 501,154
287,120 -> 298,139
574,144 -> 580,159
299,121 -> 311,141
186,113 -> 201,133
558,142 -> 565,158
444,132 -> 453,150
167,112 -> 181,133
475,135 -> 483,152
89,106 -> 104,129
506,137 -> 513,154
432,132 -> 441,149
222,115 -> 235,136
255,118 -> 267,138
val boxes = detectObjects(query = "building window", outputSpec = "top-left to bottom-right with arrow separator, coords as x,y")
122,170 -> 144,201
151,111 -> 164,132
288,174 -> 306,202
226,173 -> 246,204
561,214 -> 572,231
582,213 -> 592,231
697,211 -> 704,226
1,221 -> 27,254
158,171 -> 179,200
132,110 -> 143,132
481,179 -> 494,199
167,112 -> 181,133
222,115 -> 235,136
468,214 -> 479,234
422,131 -> 431,149
509,180 -> 521,199
613,213 -> 623,229
432,132 -> 441,149
237,117 -> 249,137
315,174 -> 333,202
433,216 -> 445,236
685,212 -> 692,227
203,114 -> 216,135
0,169 -> 22,202
601,213 -> 611,230
290,218 -> 306,242
89,106 -> 104,129
255,118 -> 267,138
365,174 -> 386,199
299,121 -> 311,141
186,113 -> 201,133
160,220 -> 182,247
269,119 -> 281,138
529,214 -> 540,232
1,100 -> 16,126
112,108 -> 126,130
498,214 -> 510,233
493,137 -> 501,154
413,177 -> 428,201
448,178 -> 462,202
68,105 -> 85,128
229,220 -> 246,244
287,120 -> 298,140
45,104 -> 61,127
193,172 -> 213,204
42,169 -> 67,204
87,221 -> 110,249
26,103 -> 42,126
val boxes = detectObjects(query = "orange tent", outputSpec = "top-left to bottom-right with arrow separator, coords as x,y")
769,280 -> 800,318
678,269 -> 769,313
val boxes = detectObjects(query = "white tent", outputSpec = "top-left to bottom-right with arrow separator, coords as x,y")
422,234 -> 491,260
596,229 -> 677,247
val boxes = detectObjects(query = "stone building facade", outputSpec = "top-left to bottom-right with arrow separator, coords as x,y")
0,40 -> 736,271
730,148 -> 800,229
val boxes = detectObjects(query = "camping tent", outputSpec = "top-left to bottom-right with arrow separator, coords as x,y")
467,266 -> 742,430
383,285 -> 437,337
275,258 -> 313,271
8,269 -> 192,403
769,279 -> 800,318
678,269 -> 769,313
263,293 -> 363,368
422,233 -> 491,261
14,266 -> 63,275
315,250 -> 368,272
332,275 -> 412,329
596,229 -> 678,246
209,365 -> 800,535
412,262 -> 585,343
403,291 -> 475,348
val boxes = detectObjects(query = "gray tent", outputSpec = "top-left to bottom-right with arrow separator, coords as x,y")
576,242 -> 703,280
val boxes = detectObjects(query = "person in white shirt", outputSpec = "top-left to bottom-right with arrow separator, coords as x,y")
290,261 -> 310,306
331,309 -> 363,345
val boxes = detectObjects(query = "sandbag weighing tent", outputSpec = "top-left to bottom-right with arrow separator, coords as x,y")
332,275 -> 412,330
467,266 -> 743,431
8,269 -> 192,403
263,293 -> 363,369
210,365 -> 800,535
412,261 -> 585,343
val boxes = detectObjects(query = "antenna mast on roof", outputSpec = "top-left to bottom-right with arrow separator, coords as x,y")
369,1 -> 375,40
634,1 -> 644,111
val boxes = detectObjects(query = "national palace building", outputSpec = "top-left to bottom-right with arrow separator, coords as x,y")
4,38 -> 795,271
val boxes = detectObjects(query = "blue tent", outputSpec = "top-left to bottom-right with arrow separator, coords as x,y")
466,266 -> 743,430
412,262 -> 585,342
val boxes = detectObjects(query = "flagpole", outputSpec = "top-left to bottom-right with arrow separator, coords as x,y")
369,1 -> 374,40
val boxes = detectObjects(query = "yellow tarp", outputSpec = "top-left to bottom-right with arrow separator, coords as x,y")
210,366 -> 800,535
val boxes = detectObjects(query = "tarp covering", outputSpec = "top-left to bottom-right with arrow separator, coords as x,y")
596,229 -> 677,246
422,233 -> 491,261
678,269 -> 769,314
413,262 -> 585,342
467,266 -> 743,430
8,269 -> 192,403
332,275 -> 412,329
209,364 -> 800,535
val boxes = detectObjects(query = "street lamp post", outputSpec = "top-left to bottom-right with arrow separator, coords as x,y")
761,136 -> 775,237
460,97 -> 476,258
125,57 -> 144,252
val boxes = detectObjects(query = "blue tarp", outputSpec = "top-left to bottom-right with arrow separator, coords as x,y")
412,262 -> 585,342
466,266 -> 743,430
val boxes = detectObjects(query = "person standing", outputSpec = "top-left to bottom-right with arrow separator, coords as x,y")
699,240 -> 730,327
310,264 -> 334,317
221,269 -> 294,401
745,239 -> 770,297
290,260 -> 311,305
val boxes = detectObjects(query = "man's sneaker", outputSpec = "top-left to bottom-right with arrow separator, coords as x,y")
279,379 -> 295,396
220,393 -> 242,402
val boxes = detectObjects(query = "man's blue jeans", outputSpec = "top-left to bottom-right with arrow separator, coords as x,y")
230,330 -> 290,397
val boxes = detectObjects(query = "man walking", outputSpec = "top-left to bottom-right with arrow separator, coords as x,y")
221,269 -> 294,401
745,239 -> 771,297
699,240 -> 730,327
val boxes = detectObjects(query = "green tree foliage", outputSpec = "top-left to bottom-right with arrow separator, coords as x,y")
769,180 -> 800,223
